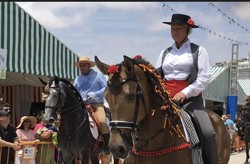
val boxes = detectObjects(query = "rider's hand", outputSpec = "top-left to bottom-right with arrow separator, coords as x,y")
173,92 -> 186,104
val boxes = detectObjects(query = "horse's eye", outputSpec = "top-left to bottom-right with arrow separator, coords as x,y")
126,94 -> 135,101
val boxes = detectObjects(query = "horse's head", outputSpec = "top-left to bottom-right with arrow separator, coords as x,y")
40,76 -> 85,123
95,55 -> 170,158
39,76 -> 64,121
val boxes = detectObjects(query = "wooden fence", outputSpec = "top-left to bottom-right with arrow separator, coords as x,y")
0,141 -> 117,164
0,141 -> 63,164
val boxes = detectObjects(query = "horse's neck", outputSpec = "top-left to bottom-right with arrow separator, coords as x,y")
135,109 -> 185,150
60,104 -> 87,130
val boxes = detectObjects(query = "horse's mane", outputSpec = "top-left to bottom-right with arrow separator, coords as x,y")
49,76 -> 83,103
106,57 -> 182,134
131,58 -> 181,125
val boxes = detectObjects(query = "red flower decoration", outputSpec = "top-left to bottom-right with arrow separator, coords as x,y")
108,65 -> 119,74
134,55 -> 142,59
187,18 -> 194,26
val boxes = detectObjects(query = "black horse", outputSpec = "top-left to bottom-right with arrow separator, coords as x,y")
39,76 -> 103,164
237,121 -> 250,164
239,106 -> 250,164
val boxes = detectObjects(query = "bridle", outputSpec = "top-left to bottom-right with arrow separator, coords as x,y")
44,80 -> 87,157
45,83 -> 84,120
107,63 -> 190,155
108,75 -> 147,145
45,86 -> 63,114
109,76 -> 146,128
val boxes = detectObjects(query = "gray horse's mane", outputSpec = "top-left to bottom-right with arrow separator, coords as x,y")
50,76 -> 83,102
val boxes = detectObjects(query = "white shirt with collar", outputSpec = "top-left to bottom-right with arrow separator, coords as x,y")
155,39 -> 211,99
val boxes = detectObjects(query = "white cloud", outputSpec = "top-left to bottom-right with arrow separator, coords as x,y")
233,2 -> 250,20
16,2 -> 158,29
16,2 -> 95,29
15,2 -> 250,66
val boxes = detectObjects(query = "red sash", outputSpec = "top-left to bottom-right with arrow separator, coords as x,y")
164,80 -> 188,98
164,80 -> 202,98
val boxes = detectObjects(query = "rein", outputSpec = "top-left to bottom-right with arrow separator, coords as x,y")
59,102 -> 85,119
45,85 -> 85,119
45,80 -> 89,157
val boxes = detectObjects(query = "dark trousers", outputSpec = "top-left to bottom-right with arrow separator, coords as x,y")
181,96 -> 219,164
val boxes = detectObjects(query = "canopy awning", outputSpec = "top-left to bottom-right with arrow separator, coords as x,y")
0,2 -> 80,82
237,78 -> 250,105
203,66 -> 230,102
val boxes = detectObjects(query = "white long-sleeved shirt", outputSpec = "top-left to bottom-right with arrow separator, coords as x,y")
155,40 -> 211,99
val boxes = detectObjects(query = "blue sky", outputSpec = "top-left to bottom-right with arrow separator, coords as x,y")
16,2 -> 250,67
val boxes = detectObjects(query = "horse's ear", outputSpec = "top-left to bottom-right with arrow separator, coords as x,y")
54,76 -> 59,85
123,55 -> 134,75
94,56 -> 110,75
38,77 -> 47,86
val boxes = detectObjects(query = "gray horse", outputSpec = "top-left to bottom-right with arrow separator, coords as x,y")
39,77 -> 102,164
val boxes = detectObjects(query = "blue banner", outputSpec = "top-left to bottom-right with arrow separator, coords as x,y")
226,96 -> 238,120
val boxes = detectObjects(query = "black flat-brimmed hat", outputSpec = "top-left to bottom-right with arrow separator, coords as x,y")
163,14 -> 199,28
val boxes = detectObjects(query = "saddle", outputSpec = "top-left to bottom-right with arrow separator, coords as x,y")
85,104 -> 108,152
184,110 -> 204,147
179,109 -> 203,164
181,109 -> 217,164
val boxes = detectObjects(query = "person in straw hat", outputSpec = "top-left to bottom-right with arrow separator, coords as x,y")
16,116 -> 39,164
155,13 -> 217,164
16,116 -> 39,142
73,56 -> 110,154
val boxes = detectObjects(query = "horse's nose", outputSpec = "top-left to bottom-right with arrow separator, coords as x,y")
109,143 -> 130,159
117,145 -> 126,154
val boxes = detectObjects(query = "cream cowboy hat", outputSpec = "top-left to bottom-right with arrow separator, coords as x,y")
16,116 -> 37,129
74,57 -> 96,67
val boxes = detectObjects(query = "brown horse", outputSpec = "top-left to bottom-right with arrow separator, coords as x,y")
94,55 -> 230,164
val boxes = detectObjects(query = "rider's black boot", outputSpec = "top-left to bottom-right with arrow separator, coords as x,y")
102,133 -> 110,155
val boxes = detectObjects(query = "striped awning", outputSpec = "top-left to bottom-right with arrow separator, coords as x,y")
238,79 -> 250,96
210,66 -> 228,83
0,2 -> 80,80
203,66 -> 229,102
237,79 -> 250,105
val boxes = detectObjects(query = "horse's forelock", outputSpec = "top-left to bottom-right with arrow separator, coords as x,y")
108,75 -> 122,96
